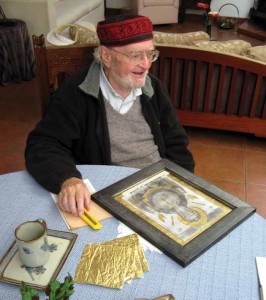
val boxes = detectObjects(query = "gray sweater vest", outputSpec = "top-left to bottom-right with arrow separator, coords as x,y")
104,98 -> 161,169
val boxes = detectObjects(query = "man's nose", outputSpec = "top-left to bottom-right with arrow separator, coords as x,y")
138,54 -> 152,67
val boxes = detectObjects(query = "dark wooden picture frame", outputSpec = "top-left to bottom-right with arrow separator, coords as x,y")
92,159 -> 255,267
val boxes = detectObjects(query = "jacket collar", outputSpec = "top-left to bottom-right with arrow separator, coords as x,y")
79,60 -> 154,99
79,61 -> 100,98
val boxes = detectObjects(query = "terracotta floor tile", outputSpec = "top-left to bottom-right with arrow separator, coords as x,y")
0,79 -> 41,122
0,152 -> 26,175
246,184 -> 266,218
0,120 -> 30,152
190,144 -> 245,182
6,130 -> 29,154
186,127 -> 246,149
0,99 -> 41,122
246,150 -> 266,185
246,135 -> 266,153
0,83 -> 21,102
5,120 -> 39,154
200,178 -> 246,201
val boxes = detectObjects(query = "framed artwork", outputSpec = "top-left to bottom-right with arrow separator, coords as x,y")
92,159 -> 255,267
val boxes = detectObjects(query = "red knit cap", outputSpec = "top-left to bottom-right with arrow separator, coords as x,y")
97,15 -> 153,47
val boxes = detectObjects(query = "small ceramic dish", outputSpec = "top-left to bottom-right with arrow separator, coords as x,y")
0,229 -> 77,290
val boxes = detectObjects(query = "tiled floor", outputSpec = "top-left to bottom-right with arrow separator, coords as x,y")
0,14 -> 265,218
0,78 -> 41,173
187,127 -> 266,218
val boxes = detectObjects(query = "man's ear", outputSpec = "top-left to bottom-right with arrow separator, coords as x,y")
100,46 -> 112,68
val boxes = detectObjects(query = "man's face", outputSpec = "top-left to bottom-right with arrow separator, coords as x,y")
103,40 -> 155,96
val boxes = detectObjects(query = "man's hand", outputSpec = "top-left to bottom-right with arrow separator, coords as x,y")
58,177 -> 91,217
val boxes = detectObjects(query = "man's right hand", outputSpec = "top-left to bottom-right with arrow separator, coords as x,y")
58,177 -> 91,217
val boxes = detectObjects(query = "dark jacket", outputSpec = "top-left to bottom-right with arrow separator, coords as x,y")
25,61 -> 195,193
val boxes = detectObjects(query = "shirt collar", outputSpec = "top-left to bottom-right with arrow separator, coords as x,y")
79,60 -> 154,100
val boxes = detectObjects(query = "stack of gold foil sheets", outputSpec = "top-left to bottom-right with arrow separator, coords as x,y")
75,233 -> 149,289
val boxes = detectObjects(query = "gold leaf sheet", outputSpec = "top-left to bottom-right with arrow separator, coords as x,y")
75,234 -> 149,289
100,234 -> 149,273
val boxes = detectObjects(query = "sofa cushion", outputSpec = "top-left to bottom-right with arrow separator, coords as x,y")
194,40 -> 252,55
69,22 -> 100,45
72,30 -> 210,47
153,31 -> 210,46
246,45 -> 266,62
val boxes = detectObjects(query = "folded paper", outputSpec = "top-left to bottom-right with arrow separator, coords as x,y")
256,257 -> 266,300
50,179 -> 111,230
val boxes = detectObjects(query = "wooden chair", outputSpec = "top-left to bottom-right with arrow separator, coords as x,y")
32,35 -> 97,116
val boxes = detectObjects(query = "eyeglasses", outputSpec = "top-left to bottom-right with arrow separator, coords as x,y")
108,48 -> 160,64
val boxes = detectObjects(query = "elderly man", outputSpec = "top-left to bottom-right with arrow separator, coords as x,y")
25,14 -> 195,217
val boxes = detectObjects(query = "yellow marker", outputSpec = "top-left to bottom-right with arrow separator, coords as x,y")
81,209 -> 102,230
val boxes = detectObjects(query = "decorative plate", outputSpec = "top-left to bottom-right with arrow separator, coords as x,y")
0,229 -> 77,290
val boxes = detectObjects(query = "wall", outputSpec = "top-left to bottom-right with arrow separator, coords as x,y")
0,0 -> 105,38
106,0 -> 131,9
0,0 -> 50,38
210,0 -> 254,18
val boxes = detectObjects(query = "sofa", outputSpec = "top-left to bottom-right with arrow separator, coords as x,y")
0,0 -> 104,38
32,30 -> 266,138
132,0 -> 180,24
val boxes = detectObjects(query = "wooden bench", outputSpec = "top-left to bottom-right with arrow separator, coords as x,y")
33,35 -> 266,138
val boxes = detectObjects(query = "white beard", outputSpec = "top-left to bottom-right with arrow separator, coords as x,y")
111,70 -> 148,90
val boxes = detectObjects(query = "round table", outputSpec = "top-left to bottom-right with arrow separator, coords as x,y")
0,165 -> 265,299
0,19 -> 35,86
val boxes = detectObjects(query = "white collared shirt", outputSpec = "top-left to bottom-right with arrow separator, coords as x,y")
99,67 -> 142,114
